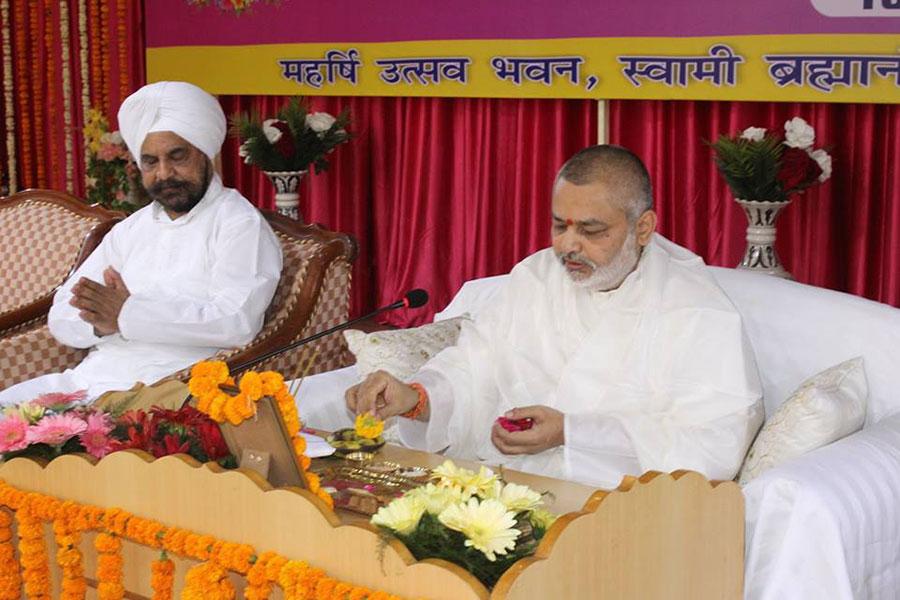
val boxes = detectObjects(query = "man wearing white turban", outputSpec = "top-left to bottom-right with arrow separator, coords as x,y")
0,81 -> 282,403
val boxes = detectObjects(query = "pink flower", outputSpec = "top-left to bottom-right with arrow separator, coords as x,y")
26,414 -> 87,447
0,414 -> 29,453
79,412 -> 114,459
31,390 -> 88,409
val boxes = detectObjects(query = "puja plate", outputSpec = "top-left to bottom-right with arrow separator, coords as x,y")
326,428 -> 386,456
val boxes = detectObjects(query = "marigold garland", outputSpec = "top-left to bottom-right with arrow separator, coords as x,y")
77,0 -> 91,188
87,0 -> 100,108
116,0 -> 128,101
59,0 -> 75,192
0,509 -> 21,600
44,0 -> 59,189
150,554 -> 174,600
29,3 -> 45,187
13,0 -> 30,188
16,504 -> 51,600
95,531 -> 125,599
1,0 -> 17,194
98,0 -> 109,112
53,509 -> 87,600
0,480 -> 405,600
183,561 -> 235,600
189,361 -> 334,508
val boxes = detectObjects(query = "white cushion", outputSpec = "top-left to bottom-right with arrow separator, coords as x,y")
739,357 -> 867,484
342,316 -> 469,381
710,267 -> 900,424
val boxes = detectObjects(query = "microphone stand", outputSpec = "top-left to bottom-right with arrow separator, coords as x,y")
229,299 -> 412,375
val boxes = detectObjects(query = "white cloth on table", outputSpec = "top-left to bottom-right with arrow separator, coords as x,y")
0,175 -> 282,404
398,234 -> 764,489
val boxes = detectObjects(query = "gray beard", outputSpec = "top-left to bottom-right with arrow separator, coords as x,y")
561,230 -> 641,292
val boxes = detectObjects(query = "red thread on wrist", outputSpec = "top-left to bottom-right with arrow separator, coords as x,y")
401,383 -> 428,419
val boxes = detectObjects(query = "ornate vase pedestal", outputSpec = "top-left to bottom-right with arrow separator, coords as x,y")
735,198 -> 793,279
264,170 -> 308,221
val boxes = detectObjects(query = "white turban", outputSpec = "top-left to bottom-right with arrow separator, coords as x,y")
117,81 -> 226,165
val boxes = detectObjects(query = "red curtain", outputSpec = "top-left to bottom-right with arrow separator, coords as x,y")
609,100 -> 900,308
0,0 -> 144,196
219,96 -> 597,325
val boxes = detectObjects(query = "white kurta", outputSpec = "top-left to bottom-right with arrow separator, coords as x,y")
0,175 -> 282,403
399,234 -> 763,488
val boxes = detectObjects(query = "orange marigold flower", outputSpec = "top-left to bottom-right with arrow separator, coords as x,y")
305,472 -> 321,494
292,435 -> 307,456
191,361 -> 230,384
317,489 -> 334,509
239,372 -> 264,401
259,371 -> 285,395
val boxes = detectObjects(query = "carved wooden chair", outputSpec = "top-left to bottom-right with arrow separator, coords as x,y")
0,189 -> 123,337
0,209 -> 357,389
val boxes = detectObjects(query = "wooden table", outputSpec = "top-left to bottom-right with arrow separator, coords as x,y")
312,440 -> 598,523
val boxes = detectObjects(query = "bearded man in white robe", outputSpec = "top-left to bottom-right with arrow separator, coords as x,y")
347,145 -> 763,488
0,81 -> 282,403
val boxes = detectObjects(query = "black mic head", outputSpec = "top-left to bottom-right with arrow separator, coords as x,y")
403,288 -> 429,309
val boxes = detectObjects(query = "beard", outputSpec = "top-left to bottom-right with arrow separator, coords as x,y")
146,161 -> 211,215
558,229 -> 642,292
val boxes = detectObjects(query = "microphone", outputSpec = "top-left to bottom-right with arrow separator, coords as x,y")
229,289 -> 429,375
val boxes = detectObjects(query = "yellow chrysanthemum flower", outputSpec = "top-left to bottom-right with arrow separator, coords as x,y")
492,482 -> 543,513
431,460 -> 498,499
354,413 -> 384,440
406,483 -> 462,515
437,497 -> 520,562
529,508 -> 558,531
371,496 -> 425,536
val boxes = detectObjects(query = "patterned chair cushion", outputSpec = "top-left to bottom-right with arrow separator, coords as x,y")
0,325 -> 88,389
0,200 -> 99,313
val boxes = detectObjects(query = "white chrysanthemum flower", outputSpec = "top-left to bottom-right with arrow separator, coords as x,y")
495,482 -> 543,513
529,507 -> 558,531
262,118 -> 283,144
740,127 -> 766,142
371,495 -> 425,535
408,483 -> 463,515
306,112 -> 336,135
432,460 -> 498,499
808,148 -> 832,183
438,497 -> 520,561
784,117 -> 815,149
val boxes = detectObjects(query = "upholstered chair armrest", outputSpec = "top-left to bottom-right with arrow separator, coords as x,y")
0,191 -> 121,339
161,216 -> 358,384
743,412 -> 900,599
0,298 -> 52,339
0,324 -> 89,388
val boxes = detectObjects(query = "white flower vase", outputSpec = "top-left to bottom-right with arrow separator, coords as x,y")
264,170 -> 308,221
735,198 -> 793,279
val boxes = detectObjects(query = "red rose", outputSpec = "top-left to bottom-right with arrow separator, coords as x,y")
778,147 -> 823,194
272,121 -> 296,160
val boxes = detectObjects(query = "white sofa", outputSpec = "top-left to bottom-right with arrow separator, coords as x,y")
296,266 -> 900,600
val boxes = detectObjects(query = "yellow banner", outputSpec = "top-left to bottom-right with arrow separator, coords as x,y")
147,34 -> 900,103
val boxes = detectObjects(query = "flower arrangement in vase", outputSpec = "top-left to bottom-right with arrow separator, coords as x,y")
0,390 -> 234,466
231,98 -> 351,220
709,117 -> 832,277
83,108 -> 147,213
371,459 -> 557,588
